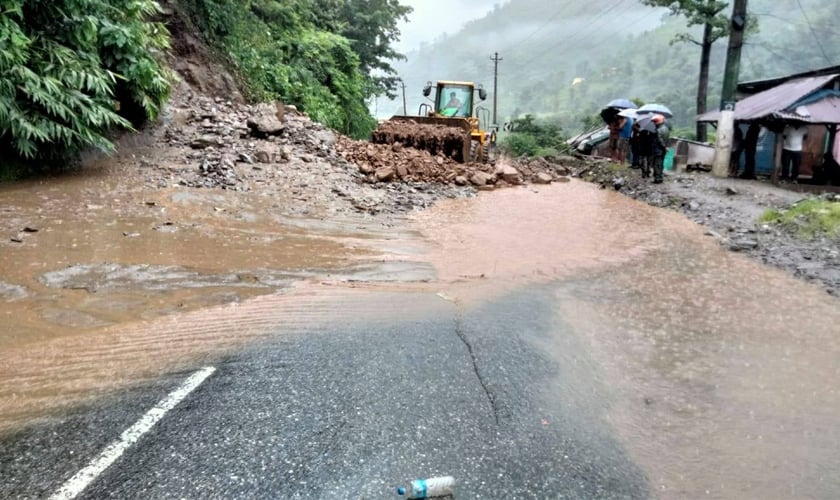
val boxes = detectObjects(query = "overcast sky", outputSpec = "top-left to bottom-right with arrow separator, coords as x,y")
395,0 -> 500,53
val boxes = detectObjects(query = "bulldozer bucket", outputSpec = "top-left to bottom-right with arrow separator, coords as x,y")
371,116 -> 473,163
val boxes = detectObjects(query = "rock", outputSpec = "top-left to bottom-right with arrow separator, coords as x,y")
190,135 -> 222,149
255,149 -> 272,163
280,146 -> 293,162
470,171 -> 493,186
396,165 -> 408,178
725,187 -> 739,195
688,201 -> 701,211
359,162 -> 374,174
555,176 -> 571,183
238,153 -> 254,164
247,117 -> 285,137
613,177 -> 625,191
375,167 -> 395,182
729,239 -> 759,252
534,172 -> 553,184
454,175 -> 468,186
314,130 -> 337,148
501,165 -> 522,184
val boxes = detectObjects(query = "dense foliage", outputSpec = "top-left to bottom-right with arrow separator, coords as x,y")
0,0 -> 171,164
180,0 -> 411,138
499,114 -> 566,157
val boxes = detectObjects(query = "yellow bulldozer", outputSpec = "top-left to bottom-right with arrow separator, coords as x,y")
371,80 -> 496,163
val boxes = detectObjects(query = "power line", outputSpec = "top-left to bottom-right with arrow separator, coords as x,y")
506,0 -> 636,74
795,0 -> 832,65
500,0 -> 579,54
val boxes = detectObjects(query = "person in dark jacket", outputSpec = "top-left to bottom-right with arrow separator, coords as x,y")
740,123 -> 761,180
635,123 -> 656,179
652,115 -> 670,184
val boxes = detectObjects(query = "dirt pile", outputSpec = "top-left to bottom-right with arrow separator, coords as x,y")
370,120 -> 472,162
336,136 -> 574,188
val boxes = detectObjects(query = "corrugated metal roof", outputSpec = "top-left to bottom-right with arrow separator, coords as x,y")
697,74 -> 839,123
774,96 -> 840,124
737,64 -> 840,94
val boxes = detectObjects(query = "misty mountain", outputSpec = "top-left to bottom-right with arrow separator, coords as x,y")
389,0 -> 840,135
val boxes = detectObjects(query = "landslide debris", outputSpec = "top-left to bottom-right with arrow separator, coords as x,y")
336,136 -> 574,188
371,120 -> 471,162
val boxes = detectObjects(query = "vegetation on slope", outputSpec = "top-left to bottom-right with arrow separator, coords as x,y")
179,0 -> 410,139
0,0 -> 172,169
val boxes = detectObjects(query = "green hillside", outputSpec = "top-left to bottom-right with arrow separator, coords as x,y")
391,0 -> 840,136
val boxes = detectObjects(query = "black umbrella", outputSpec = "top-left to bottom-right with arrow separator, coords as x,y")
636,114 -> 657,133
600,107 -> 620,124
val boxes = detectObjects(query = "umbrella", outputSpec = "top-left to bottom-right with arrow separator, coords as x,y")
606,98 -> 637,109
618,108 -> 638,118
636,113 -> 665,132
637,103 -> 673,118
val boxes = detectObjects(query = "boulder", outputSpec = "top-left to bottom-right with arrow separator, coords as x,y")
501,165 -> 522,184
254,149 -> 272,163
470,171 -> 493,186
375,167 -> 395,182
534,172 -> 553,184
247,115 -> 285,137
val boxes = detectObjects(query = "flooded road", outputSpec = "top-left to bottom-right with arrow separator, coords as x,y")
2,172 -> 838,498
415,181 -> 840,499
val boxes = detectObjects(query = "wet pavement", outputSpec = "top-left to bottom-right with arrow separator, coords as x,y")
1,175 -> 839,498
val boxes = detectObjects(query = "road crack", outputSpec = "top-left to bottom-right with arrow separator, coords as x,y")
454,306 -> 501,425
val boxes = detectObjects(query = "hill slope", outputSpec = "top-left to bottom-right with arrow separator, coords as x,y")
391,0 -> 840,134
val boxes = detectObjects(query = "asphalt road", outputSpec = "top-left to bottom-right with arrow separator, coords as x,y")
0,286 -> 648,499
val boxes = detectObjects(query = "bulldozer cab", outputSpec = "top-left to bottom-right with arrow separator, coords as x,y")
435,83 -> 473,118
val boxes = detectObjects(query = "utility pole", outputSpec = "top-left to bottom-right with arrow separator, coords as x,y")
399,80 -> 407,115
712,0 -> 748,177
491,52 -> 503,128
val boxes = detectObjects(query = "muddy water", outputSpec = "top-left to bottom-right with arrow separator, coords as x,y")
2,171 -> 838,499
0,168 -> 382,348
415,181 -> 840,499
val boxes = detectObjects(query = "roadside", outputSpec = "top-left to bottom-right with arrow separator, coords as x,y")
575,161 -> 840,295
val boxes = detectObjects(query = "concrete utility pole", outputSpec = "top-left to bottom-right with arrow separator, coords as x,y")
400,80 -> 407,115
712,0 -> 748,177
491,52 -> 503,128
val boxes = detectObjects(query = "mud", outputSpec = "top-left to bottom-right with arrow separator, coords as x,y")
575,161 -> 840,295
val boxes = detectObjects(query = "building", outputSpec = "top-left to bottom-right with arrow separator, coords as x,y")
696,65 -> 840,180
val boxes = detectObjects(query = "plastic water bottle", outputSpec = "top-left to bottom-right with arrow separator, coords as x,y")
397,476 -> 455,498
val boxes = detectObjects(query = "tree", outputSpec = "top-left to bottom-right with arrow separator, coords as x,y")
639,0 -> 742,142
313,0 -> 412,99
0,0 -> 172,164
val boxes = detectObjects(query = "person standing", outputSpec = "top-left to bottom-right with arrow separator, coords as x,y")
740,123 -> 761,179
630,121 -> 642,169
608,117 -> 622,163
781,122 -> 808,182
652,115 -> 670,184
618,115 -> 634,165
636,124 -> 655,178
729,124 -> 744,177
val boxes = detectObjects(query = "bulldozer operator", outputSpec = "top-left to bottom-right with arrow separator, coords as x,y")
440,91 -> 464,117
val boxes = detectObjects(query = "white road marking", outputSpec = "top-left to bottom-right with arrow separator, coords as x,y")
50,366 -> 217,500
